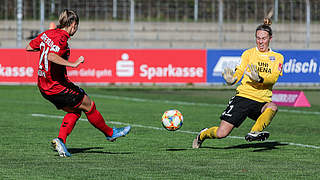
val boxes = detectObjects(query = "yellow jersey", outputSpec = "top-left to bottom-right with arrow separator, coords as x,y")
233,47 -> 284,102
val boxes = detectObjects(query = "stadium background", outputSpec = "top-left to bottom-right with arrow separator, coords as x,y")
0,1 -> 319,179
1,0 -> 320,49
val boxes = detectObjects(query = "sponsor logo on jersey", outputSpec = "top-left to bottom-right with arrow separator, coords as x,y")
257,62 -> 272,73
278,63 -> 283,72
269,56 -> 275,61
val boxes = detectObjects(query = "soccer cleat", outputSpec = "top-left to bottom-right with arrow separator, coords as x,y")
192,128 -> 208,149
106,126 -> 131,142
51,138 -> 71,157
245,131 -> 270,142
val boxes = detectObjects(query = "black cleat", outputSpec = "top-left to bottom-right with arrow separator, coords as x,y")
245,131 -> 270,142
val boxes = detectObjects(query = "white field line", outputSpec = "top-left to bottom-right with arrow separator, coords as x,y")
90,94 -> 320,115
31,113 -> 320,149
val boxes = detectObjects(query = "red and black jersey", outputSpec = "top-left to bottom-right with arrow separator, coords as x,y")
29,28 -> 74,95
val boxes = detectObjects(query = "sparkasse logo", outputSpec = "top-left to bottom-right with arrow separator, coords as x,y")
116,53 -> 134,77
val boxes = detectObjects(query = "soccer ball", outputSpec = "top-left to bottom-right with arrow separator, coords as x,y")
161,109 -> 183,131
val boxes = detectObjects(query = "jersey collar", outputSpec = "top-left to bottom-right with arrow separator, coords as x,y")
57,28 -> 70,39
255,47 -> 272,53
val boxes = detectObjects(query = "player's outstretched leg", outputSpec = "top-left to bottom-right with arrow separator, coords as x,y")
51,138 -> 71,157
84,101 -> 131,141
85,101 -> 114,137
106,126 -> 131,142
245,131 -> 270,142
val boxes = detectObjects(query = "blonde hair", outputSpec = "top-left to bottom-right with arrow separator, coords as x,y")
57,9 -> 79,29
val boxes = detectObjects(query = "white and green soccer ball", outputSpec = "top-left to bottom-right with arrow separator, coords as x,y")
161,109 -> 183,131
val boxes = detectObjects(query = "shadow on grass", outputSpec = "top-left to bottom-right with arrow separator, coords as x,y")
166,148 -> 189,151
202,141 -> 288,152
68,147 -> 134,154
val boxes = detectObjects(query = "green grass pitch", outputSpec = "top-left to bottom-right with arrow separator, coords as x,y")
0,85 -> 319,179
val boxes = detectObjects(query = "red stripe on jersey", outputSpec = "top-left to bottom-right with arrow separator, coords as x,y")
278,63 -> 283,72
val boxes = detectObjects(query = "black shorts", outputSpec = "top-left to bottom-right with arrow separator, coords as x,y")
40,86 -> 86,109
220,96 -> 267,127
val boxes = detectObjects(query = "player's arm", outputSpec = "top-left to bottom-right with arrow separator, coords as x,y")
26,44 -> 40,51
26,32 -> 45,52
222,51 -> 248,85
245,64 -> 263,82
233,51 -> 249,84
48,53 -> 84,68
222,67 -> 237,85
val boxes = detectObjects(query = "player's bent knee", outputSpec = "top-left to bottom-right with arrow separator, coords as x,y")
268,102 -> 278,112
216,133 -> 228,139
78,95 -> 93,112
264,102 -> 278,112
217,120 -> 234,138
216,130 -> 229,139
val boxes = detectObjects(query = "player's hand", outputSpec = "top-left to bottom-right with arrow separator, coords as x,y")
222,67 -> 237,85
245,64 -> 261,82
72,56 -> 84,68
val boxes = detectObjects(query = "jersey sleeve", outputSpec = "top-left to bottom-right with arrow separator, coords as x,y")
261,54 -> 284,85
278,56 -> 284,76
28,32 -> 43,50
233,50 -> 250,84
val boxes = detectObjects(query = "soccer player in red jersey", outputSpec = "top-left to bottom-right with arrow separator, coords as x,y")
26,9 -> 131,157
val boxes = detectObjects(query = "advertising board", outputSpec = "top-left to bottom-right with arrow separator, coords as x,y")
207,49 -> 320,84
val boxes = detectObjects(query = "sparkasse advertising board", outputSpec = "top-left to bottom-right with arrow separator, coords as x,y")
67,49 -> 207,83
1,49 -> 320,84
0,49 -> 206,83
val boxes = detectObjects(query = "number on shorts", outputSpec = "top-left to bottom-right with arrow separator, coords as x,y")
226,105 -> 234,114
222,99 -> 234,117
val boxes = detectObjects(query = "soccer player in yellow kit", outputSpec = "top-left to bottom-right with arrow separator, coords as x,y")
193,18 -> 284,148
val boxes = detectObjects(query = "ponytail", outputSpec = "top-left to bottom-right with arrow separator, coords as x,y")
57,9 -> 79,29
263,17 -> 272,26
256,17 -> 272,37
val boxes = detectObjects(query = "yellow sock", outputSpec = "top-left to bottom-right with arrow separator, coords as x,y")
200,126 -> 218,140
250,108 -> 276,132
